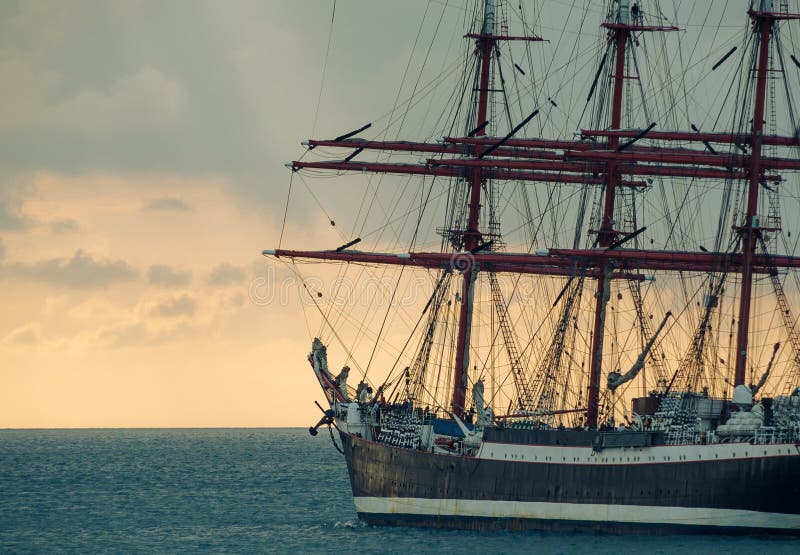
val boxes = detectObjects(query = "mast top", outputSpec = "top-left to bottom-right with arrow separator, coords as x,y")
482,0 -> 495,35
465,0 -> 543,41
602,0 -> 679,32
618,0 -> 631,25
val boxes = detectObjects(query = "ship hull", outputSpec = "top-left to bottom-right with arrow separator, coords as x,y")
341,433 -> 800,534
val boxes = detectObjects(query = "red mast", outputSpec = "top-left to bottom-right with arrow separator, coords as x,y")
450,0 -> 494,417
734,7 -> 775,387
585,7 -> 630,429
585,1 -> 677,428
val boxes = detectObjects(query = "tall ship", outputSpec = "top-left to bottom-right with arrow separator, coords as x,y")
265,0 -> 800,533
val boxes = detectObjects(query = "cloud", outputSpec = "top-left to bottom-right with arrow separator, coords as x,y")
149,294 -> 197,318
0,60 -> 185,133
147,264 -> 191,288
0,186 -> 33,231
0,322 -> 42,348
3,323 -> 41,346
95,317 -> 205,349
143,197 -> 192,212
95,321 -> 154,349
208,262 -> 245,285
49,218 -> 79,233
95,294 -> 211,348
0,1 -> 368,205
3,249 -> 138,289
0,199 -> 28,230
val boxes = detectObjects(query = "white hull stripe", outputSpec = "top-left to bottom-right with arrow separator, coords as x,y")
477,441 -> 800,465
354,497 -> 800,530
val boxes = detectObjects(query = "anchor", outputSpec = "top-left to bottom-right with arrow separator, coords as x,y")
308,400 -> 335,436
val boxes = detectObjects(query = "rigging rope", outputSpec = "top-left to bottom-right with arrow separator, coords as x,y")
278,172 -> 294,250
311,0 -> 337,138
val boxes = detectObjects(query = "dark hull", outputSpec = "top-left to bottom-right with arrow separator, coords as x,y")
340,433 -> 800,534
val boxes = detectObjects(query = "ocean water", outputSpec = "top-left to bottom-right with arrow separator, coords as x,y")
0,428 -> 797,554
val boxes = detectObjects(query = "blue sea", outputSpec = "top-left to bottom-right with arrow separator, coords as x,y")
0,428 -> 797,553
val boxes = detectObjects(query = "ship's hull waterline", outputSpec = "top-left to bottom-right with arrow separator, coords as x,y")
341,433 -> 800,534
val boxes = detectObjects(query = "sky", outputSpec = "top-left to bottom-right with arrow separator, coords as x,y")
0,1 -> 768,428
0,0 -> 431,428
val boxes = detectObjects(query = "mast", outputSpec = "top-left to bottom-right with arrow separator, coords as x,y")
734,1 -> 775,387
451,0 -> 494,417
586,0 -> 631,428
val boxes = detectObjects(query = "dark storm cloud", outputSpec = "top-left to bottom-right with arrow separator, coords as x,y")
2,249 -> 138,289
147,264 -> 191,288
